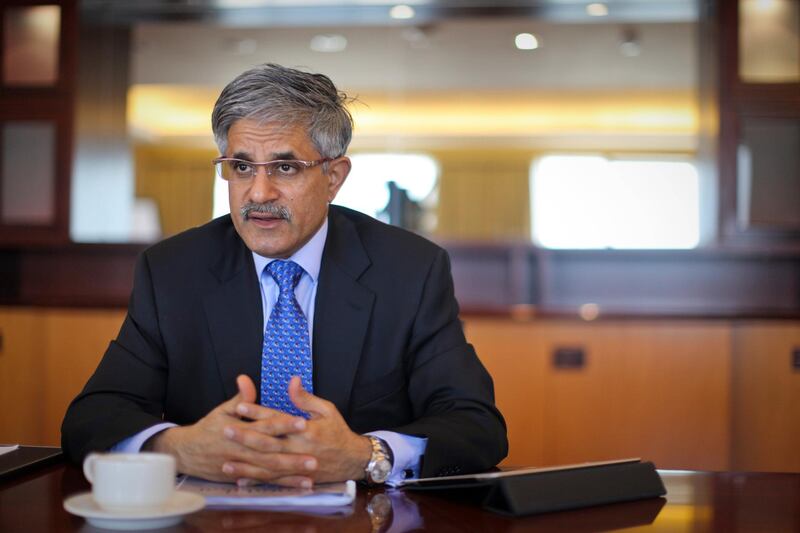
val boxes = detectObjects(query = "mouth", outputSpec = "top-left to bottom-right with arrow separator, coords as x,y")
246,212 -> 287,228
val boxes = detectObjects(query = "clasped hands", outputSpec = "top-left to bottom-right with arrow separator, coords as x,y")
147,375 -> 372,488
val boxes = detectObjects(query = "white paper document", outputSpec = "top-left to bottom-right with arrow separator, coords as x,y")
0,445 -> 20,457
177,476 -> 356,508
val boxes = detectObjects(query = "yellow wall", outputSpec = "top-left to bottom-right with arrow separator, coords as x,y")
134,144 -> 217,238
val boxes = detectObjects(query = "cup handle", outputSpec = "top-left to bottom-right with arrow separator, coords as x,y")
82,453 -> 101,484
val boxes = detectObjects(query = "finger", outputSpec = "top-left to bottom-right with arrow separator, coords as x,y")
236,476 -> 314,489
224,425 -> 292,453
270,475 -> 315,489
219,374 -> 258,416
236,374 -> 257,404
234,403 -> 307,431
288,376 -> 333,418
234,476 -> 311,489
221,455 -> 317,483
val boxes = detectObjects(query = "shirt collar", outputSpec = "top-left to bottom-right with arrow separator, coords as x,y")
252,217 -> 328,283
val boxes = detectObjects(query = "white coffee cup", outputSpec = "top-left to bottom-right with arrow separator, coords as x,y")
82,453 -> 176,512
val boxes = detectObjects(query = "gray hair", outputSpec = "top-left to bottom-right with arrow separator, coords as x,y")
211,63 -> 354,159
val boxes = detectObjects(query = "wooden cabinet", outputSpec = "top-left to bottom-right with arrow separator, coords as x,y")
468,319 -> 734,471
0,308 -> 44,444
539,321 -> 731,471
469,317 -> 800,472
732,322 -> 800,472
0,1 -> 77,245
0,307 -> 124,445
463,319 -> 548,467
716,1 -> 800,245
40,309 -> 126,445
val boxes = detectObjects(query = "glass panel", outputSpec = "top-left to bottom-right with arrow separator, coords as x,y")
3,5 -> 61,86
739,0 -> 800,83
530,155 -> 701,249
1,122 -> 56,225
737,118 -> 800,229
333,153 -> 438,231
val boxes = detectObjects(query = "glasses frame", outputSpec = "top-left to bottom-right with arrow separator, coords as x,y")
212,157 -> 332,181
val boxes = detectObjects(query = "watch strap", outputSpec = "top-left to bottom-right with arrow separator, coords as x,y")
364,436 -> 393,484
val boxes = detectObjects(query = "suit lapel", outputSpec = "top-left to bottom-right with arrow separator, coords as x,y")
203,224 -> 263,400
313,209 -> 374,415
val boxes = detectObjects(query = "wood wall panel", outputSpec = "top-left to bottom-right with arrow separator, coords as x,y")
434,149 -> 532,240
0,307 -> 125,445
732,322 -> 800,472
41,309 -> 126,445
539,321 -> 731,471
0,309 -> 44,444
134,144 -> 216,239
466,318 -> 733,471
464,319 -> 546,467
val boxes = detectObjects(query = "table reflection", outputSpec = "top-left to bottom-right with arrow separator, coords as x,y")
4,465 -> 788,532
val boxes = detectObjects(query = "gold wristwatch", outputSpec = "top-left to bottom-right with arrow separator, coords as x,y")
364,436 -> 393,485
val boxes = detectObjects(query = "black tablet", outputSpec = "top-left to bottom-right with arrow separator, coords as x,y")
0,446 -> 63,482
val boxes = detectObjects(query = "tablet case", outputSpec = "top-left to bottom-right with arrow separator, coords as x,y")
0,446 -> 63,482
404,460 -> 666,517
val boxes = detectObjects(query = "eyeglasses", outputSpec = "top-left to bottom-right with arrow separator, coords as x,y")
213,157 -> 331,182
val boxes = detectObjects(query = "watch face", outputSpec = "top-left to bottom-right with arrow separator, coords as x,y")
370,458 -> 392,483
366,493 -> 393,528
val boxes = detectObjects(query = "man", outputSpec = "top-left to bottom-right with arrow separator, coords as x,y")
62,63 -> 507,487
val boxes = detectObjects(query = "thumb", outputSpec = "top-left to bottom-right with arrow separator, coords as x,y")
288,376 -> 329,419
236,374 -> 257,404
222,374 -> 257,415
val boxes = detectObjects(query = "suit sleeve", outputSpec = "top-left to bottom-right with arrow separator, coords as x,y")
60,251 -> 170,464
389,249 -> 508,477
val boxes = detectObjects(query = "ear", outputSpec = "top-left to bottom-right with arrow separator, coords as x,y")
325,156 -> 351,202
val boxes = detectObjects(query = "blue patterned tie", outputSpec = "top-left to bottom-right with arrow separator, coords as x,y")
260,260 -> 313,417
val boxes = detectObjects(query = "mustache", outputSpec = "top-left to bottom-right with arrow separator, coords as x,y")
240,202 -> 292,222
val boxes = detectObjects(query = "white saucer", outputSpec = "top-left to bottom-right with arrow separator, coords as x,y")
63,491 -> 205,530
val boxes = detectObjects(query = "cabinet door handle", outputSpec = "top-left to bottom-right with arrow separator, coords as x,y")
553,346 -> 586,369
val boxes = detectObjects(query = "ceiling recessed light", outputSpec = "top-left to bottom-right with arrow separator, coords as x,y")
390,4 -> 415,19
586,3 -> 609,17
515,33 -> 539,50
309,34 -> 347,53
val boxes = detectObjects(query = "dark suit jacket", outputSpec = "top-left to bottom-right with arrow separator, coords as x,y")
61,206 -> 507,477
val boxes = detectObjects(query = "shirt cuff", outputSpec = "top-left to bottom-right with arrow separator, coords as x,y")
367,430 -> 427,487
110,423 -> 177,453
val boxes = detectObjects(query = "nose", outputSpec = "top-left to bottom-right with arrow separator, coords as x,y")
247,167 -> 280,203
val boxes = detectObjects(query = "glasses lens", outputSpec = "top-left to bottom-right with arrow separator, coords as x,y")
214,162 -> 226,180
217,159 -> 255,181
266,160 -> 304,178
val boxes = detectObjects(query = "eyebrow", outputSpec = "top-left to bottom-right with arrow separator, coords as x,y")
231,151 -> 253,161
230,150 -> 298,161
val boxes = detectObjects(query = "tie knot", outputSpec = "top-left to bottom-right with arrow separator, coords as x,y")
266,260 -> 304,292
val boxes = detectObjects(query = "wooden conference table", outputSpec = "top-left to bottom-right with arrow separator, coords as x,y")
1,461 -> 799,532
